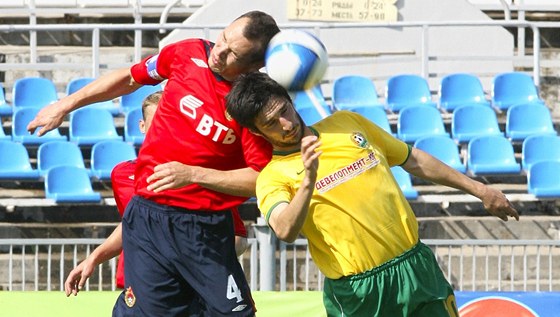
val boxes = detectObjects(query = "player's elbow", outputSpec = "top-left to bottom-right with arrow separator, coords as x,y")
273,227 -> 299,243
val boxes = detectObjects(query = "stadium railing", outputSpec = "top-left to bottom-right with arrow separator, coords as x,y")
1,232 -> 559,292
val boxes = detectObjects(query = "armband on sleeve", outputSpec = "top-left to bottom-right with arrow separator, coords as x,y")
130,54 -> 164,85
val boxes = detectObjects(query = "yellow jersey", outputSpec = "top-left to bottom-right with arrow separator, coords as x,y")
257,111 -> 419,279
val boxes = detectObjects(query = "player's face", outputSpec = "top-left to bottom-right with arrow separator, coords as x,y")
209,17 -> 261,81
139,104 -> 157,134
254,98 -> 306,151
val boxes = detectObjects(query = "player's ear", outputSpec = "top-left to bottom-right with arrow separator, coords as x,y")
139,119 -> 146,134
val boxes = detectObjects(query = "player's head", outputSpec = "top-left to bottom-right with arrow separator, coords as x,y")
139,90 -> 162,134
208,11 -> 279,81
226,72 -> 306,150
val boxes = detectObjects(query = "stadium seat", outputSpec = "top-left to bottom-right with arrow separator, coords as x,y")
438,73 -> 490,112
12,77 -> 58,109
349,105 -> 393,135
521,134 -> 560,173
45,166 -> 101,203
0,141 -> 40,180
332,75 -> 382,110
293,86 -> 329,111
12,107 -> 67,145
66,77 -> 121,115
467,135 -> 521,176
0,83 -> 12,117
90,140 -> 137,181
397,105 -> 448,143
414,135 -> 466,173
385,74 -> 437,112
390,166 -> 418,200
120,84 -> 162,114
505,103 -> 556,142
451,104 -> 502,144
527,160 -> 560,198
69,108 -> 121,146
124,107 -> 145,146
37,140 -> 90,177
491,72 -> 545,111
297,106 -> 332,126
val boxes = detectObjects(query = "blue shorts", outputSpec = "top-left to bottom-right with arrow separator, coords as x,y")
112,196 -> 255,317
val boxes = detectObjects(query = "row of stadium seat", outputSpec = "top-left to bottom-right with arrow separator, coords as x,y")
0,77 -> 162,117
295,99 -> 557,145
0,139 -> 136,182
0,107 -> 145,146
328,72 -> 545,113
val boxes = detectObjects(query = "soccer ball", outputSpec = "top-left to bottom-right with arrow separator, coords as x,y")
265,29 -> 328,91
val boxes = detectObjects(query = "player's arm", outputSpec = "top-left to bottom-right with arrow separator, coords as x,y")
27,68 -> 142,136
402,147 -> 519,221
146,163 -> 260,197
64,223 -> 123,296
268,136 -> 321,243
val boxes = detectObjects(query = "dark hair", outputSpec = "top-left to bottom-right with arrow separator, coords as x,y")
235,11 -> 280,65
226,72 -> 292,131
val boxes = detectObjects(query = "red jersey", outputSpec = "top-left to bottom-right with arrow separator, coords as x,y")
129,39 -> 272,211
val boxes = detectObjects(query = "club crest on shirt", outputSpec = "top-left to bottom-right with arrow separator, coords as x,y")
124,286 -> 136,307
351,132 -> 369,148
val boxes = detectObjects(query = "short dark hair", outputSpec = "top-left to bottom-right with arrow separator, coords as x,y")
226,72 -> 292,131
141,90 -> 162,119
236,11 -> 280,66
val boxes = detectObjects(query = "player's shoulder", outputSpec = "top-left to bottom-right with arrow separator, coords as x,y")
110,159 -> 136,180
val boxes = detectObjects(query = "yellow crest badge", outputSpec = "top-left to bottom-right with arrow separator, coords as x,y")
351,132 -> 369,148
124,286 -> 136,307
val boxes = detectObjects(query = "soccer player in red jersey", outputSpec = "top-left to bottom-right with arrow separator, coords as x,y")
29,11 -> 279,317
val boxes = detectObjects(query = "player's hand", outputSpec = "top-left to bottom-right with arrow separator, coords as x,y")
480,186 -> 519,221
26,102 -> 67,136
301,135 -> 321,181
64,258 -> 96,297
146,161 -> 196,192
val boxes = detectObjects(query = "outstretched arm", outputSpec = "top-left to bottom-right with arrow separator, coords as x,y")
402,147 -> 519,221
64,223 -> 123,297
27,68 -> 142,136
146,163 -> 261,198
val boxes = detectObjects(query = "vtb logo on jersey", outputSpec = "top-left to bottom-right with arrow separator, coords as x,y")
180,95 -> 237,144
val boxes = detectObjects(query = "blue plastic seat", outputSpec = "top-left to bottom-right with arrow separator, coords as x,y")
527,161 -> 560,198
505,103 -> 556,142
37,141 -> 90,177
332,75 -> 382,110
66,77 -> 121,115
386,74 -> 437,112
12,77 -> 58,109
349,105 -> 393,135
467,135 -> 521,176
390,166 -> 418,200
69,108 -> 121,146
438,73 -> 490,112
120,84 -> 163,114
91,140 -> 137,181
491,72 -> 545,111
12,107 -> 67,145
45,166 -> 101,203
397,105 -> 448,143
451,104 -> 502,144
414,136 -> 466,173
0,83 -> 12,117
297,106 -> 332,126
521,134 -> 560,173
124,107 -> 145,146
293,86 -> 329,111
0,141 -> 40,180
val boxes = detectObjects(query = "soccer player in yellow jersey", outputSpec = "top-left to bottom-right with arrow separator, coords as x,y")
226,72 -> 519,317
